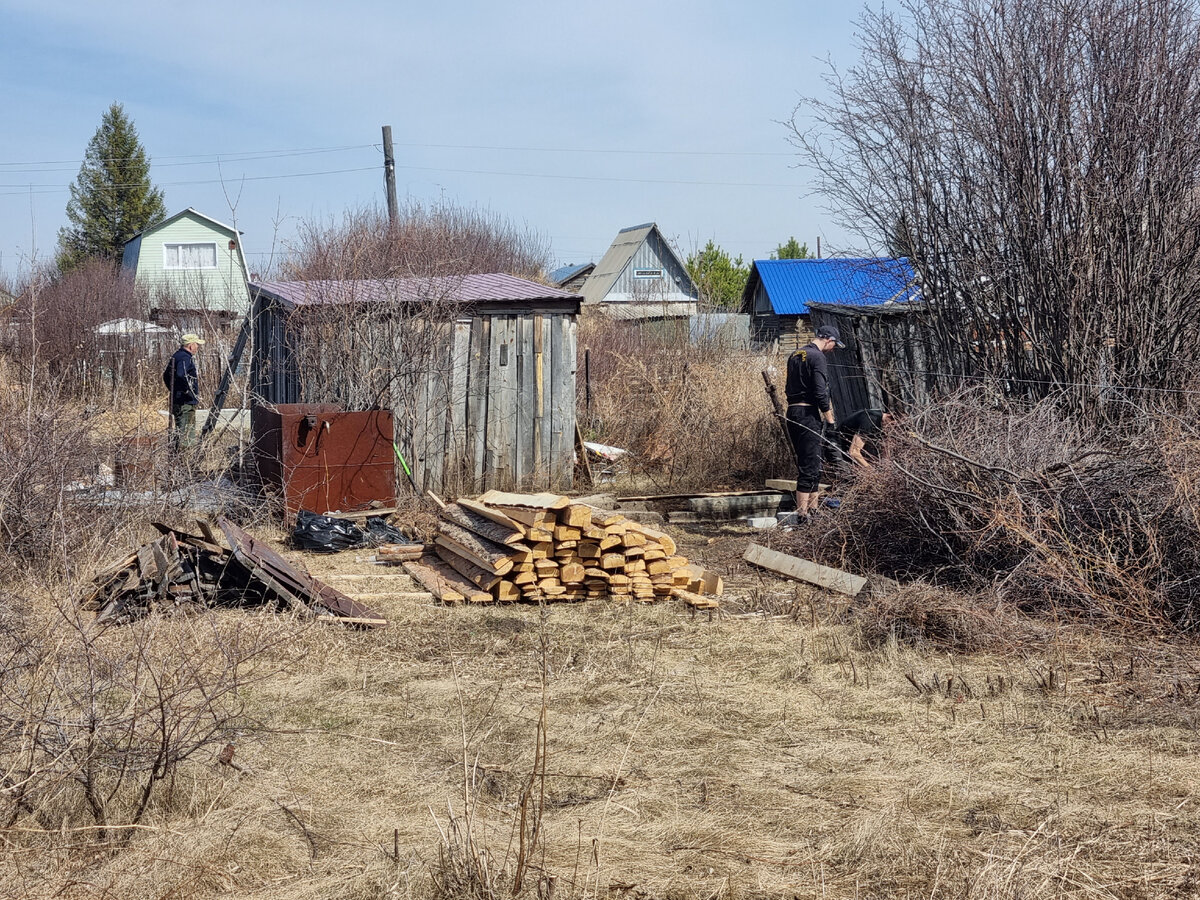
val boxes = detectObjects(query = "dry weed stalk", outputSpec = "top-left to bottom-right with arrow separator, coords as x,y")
430,607 -> 553,900
579,315 -> 790,490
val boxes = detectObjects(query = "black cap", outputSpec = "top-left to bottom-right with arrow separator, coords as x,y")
816,325 -> 846,349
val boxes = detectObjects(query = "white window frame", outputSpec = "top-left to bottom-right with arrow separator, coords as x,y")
163,242 -> 218,270
633,267 -> 663,279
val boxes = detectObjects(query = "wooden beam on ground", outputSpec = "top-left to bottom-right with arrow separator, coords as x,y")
671,587 -> 720,609
616,489 -> 782,503
743,543 -> 867,596
425,556 -> 494,603
434,542 -> 504,590
375,543 -> 426,563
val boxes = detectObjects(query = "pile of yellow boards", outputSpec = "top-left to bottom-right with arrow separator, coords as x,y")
399,490 -> 722,608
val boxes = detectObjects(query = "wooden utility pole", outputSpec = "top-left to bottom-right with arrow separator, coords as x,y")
382,125 -> 399,228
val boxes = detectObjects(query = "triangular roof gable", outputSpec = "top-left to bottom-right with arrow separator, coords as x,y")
125,207 -> 242,243
122,207 -> 250,283
741,257 -> 918,315
581,222 -> 696,304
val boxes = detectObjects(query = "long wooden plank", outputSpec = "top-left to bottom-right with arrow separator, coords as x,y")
447,318 -> 472,491
536,314 -> 550,484
743,543 -> 867,596
439,503 -> 526,546
375,543 -> 426,563
458,497 -> 526,533
490,315 -> 517,488
618,489 -> 783,502
403,559 -> 465,604
672,587 -> 720,609
479,490 -> 570,510
627,522 -> 677,556
466,316 -> 490,491
425,326 -> 451,495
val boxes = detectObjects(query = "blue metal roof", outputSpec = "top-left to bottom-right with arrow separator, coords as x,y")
746,258 -> 918,315
549,262 -> 592,285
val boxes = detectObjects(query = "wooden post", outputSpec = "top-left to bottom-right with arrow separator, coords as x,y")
761,370 -> 790,441
382,125 -> 399,229
584,347 -> 591,422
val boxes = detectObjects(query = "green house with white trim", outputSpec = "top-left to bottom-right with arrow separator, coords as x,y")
121,208 -> 251,319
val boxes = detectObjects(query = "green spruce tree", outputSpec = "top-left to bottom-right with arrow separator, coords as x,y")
685,240 -> 749,309
57,102 -> 166,270
770,237 -> 810,260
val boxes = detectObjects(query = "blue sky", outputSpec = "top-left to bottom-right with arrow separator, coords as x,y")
0,0 -> 866,280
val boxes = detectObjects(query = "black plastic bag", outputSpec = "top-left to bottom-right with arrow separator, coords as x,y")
363,515 -> 410,545
292,510 -> 370,552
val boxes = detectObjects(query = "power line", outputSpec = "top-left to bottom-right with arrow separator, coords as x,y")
0,143 -> 379,169
0,165 -> 379,195
386,141 -> 794,158
394,162 -> 800,188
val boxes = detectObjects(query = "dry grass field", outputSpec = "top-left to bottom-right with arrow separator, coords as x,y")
3,523 -> 1197,900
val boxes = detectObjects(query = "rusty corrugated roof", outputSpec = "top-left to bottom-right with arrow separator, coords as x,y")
252,273 -> 582,308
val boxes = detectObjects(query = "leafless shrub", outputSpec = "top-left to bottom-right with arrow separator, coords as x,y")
283,202 -> 550,282
817,388 -> 1200,631
579,314 -> 790,489
0,599 -> 289,845
794,0 -> 1200,416
1,260 -> 153,397
0,371 -> 122,580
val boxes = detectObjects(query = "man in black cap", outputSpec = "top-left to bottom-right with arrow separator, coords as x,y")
784,324 -> 845,522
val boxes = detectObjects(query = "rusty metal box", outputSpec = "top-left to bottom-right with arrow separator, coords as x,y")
252,404 -> 396,517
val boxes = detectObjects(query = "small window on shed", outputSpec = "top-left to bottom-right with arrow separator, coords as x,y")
164,242 -> 218,269
633,268 -> 663,279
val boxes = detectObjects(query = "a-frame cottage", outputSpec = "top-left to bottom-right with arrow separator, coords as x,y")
579,223 -> 698,319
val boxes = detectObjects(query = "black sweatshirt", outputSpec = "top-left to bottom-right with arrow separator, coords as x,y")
785,343 -> 831,413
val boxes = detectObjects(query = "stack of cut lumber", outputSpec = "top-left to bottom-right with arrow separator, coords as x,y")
400,490 -> 722,608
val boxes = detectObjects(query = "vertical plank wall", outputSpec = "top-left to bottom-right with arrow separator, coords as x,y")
395,311 -> 576,495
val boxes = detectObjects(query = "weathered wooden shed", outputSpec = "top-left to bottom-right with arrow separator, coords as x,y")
249,274 -> 581,495
808,301 -> 950,417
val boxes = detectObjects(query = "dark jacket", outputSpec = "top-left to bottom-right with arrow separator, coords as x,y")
163,348 -> 200,408
785,343 -> 831,413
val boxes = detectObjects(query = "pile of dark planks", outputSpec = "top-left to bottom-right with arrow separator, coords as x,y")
81,519 -> 386,626
399,490 -> 722,608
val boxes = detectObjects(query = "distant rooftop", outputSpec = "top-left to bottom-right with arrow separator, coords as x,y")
252,273 -> 582,308
744,258 -> 919,315
549,262 -> 594,286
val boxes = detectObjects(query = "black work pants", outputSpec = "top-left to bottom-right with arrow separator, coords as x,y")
785,404 -> 824,493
